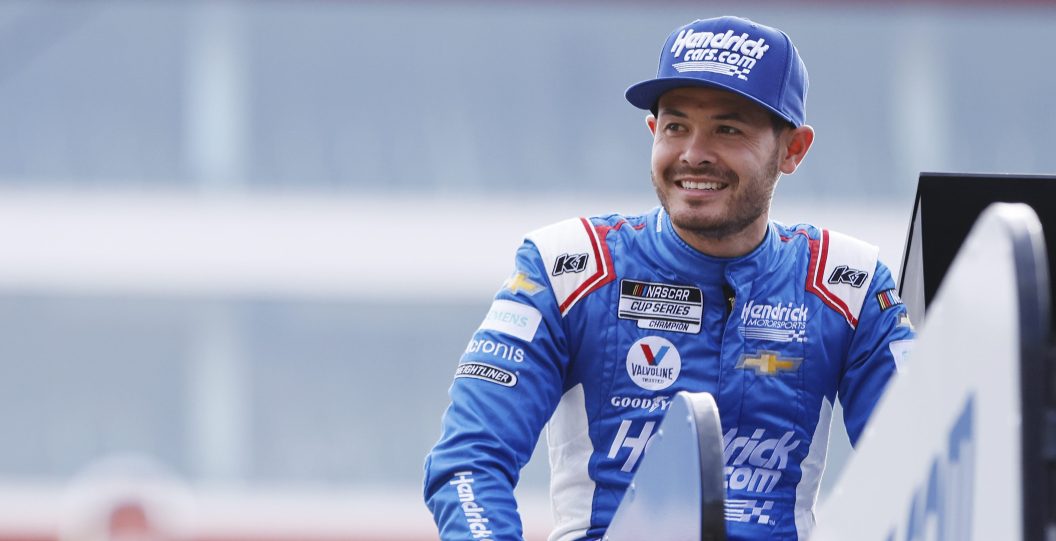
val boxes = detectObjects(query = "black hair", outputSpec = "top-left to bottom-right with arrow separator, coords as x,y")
770,113 -> 795,136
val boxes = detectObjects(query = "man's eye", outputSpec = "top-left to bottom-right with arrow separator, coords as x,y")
664,123 -> 685,132
717,125 -> 740,135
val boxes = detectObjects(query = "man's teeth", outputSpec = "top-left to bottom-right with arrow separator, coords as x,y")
681,181 -> 723,190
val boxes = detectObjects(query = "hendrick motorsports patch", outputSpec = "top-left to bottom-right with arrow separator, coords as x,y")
618,279 -> 703,334
454,362 -> 518,387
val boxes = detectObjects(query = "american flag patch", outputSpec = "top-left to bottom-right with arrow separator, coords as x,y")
876,289 -> 903,311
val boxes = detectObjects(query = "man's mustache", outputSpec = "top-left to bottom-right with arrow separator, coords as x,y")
665,165 -> 738,184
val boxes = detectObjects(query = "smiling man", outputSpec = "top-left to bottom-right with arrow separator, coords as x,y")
425,16 -> 914,541
647,85 -> 814,257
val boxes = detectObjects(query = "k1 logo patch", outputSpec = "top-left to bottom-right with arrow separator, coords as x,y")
552,253 -> 589,276
827,265 -> 869,288
626,336 -> 681,390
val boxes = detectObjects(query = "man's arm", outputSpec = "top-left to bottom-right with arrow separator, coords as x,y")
423,239 -> 570,540
839,261 -> 916,445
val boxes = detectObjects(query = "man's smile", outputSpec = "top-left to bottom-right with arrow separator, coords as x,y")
677,179 -> 729,191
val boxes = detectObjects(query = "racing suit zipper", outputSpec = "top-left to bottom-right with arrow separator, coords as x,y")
717,278 -> 736,394
722,283 -> 736,323
718,275 -> 740,426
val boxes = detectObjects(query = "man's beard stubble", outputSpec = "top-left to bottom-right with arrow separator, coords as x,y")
653,154 -> 781,241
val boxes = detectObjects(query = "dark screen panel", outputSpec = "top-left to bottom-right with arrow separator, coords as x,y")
916,173 -> 1056,335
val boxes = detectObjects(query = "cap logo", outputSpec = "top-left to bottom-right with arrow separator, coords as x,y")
669,28 -> 770,81
625,16 -> 807,127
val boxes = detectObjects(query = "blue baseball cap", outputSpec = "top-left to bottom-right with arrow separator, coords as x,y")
625,16 -> 808,127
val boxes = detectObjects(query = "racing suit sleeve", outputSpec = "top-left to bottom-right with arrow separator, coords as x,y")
423,239 -> 569,540
838,261 -> 915,445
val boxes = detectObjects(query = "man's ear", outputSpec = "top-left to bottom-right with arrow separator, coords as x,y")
779,125 -> 815,174
646,115 -> 657,136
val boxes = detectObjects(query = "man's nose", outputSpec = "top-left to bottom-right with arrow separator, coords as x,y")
680,132 -> 717,166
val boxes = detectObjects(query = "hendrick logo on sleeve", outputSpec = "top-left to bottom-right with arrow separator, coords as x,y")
449,471 -> 495,539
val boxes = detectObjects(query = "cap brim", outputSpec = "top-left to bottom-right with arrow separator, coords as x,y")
625,77 -> 796,126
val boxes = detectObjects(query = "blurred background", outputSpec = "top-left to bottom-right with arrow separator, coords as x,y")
0,0 -> 1053,539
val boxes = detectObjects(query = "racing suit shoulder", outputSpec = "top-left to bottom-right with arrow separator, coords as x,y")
781,223 -> 880,329
525,214 -> 639,316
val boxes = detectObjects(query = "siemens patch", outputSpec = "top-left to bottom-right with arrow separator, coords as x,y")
618,279 -> 703,334
478,299 -> 542,342
455,362 -> 518,387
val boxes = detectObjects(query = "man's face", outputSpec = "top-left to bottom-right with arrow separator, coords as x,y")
648,86 -> 788,242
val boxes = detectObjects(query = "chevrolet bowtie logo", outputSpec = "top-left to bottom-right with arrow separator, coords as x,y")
503,271 -> 545,296
737,350 -> 802,375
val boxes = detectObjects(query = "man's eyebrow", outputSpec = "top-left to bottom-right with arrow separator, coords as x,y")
657,107 -> 689,118
658,108 -> 758,123
712,111 -> 751,122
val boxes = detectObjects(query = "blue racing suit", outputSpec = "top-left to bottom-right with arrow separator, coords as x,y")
424,208 -> 914,540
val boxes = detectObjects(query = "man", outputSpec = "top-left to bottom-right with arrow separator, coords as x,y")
424,16 -> 914,541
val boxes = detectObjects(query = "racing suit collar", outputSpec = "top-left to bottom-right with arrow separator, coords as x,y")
653,207 -> 776,285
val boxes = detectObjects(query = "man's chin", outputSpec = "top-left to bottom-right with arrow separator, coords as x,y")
668,209 -> 760,241
669,214 -> 730,239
